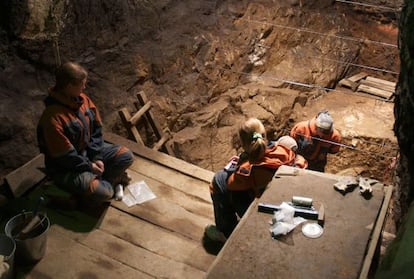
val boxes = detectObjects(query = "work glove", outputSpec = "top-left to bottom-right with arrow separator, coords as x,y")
297,137 -> 311,150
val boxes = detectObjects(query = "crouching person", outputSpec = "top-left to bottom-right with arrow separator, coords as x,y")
205,118 -> 301,243
37,62 -> 134,207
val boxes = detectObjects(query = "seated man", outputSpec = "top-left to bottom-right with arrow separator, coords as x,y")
37,62 -> 134,206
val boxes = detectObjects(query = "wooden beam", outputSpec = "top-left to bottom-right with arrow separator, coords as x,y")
118,108 -> 145,145
153,133 -> 169,151
365,76 -> 396,88
357,84 -> 394,99
129,101 -> 152,126
5,154 -> 47,197
359,186 -> 393,279
348,72 -> 368,82
136,92 -> 163,139
360,79 -> 395,93
135,91 -> 174,155
338,79 -> 358,91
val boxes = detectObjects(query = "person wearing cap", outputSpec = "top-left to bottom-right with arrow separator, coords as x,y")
205,118 -> 298,244
290,110 -> 342,172
276,135 -> 308,169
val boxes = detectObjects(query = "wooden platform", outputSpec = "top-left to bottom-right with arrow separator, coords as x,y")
206,166 -> 392,279
1,133 -> 216,279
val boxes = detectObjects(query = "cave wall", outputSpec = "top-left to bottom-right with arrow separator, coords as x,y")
0,0 -> 402,182
375,1 -> 414,276
393,0 -> 414,225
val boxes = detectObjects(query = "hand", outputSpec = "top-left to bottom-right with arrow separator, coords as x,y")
229,155 -> 239,163
298,137 -> 311,150
224,155 -> 240,171
92,160 -> 104,176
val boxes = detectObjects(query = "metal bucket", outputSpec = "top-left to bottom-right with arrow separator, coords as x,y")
4,211 -> 50,265
0,234 -> 15,279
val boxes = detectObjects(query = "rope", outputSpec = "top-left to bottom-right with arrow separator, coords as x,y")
255,43 -> 399,75
287,130 -> 397,159
242,18 -> 398,48
335,0 -> 402,12
222,68 -> 394,103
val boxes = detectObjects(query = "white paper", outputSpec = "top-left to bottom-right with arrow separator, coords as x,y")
123,180 -> 156,207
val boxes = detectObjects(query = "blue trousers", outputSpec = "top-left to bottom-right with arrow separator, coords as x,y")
211,170 -> 254,238
51,143 -> 134,203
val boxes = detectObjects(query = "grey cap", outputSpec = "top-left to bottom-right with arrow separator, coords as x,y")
277,136 -> 298,152
315,111 -> 333,132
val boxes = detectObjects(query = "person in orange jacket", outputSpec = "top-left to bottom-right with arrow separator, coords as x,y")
290,110 -> 342,172
205,118 -> 304,243
37,62 -> 134,206
276,135 -> 308,169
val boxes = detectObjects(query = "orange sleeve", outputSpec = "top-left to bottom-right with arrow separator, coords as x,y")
295,154 -> 308,169
41,111 -> 74,157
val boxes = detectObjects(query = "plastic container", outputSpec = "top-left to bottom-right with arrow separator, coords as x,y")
0,234 -> 15,279
4,211 -> 50,265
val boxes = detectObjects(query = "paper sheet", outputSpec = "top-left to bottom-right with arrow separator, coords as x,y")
122,180 -> 156,207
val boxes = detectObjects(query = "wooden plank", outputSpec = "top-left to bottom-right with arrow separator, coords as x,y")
17,226 -> 152,279
359,185 -> 393,279
99,207 -> 216,271
129,101 -> 152,126
365,76 -> 396,88
53,225 -> 206,278
111,196 -> 211,242
136,91 -> 163,139
111,169 -> 213,241
338,78 -> 358,91
118,108 -> 144,144
136,91 -> 175,155
348,72 -> 368,82
357,84 -> 394,99
5,154 -> 46,197
128,157 -> 212,203
105,132 -> 214,184
360,79 -> 395,93
124,168 -> 213,219
153,133 -> 170,151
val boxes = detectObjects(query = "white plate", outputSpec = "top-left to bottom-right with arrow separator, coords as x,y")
302,223 -> 324,238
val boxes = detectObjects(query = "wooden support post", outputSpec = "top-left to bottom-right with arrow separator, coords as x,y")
117,91 -> 174,156
129,101 -> 152,126
118,108 -> 145,145
135,91 -> 175,155
136,92 -> 163,140
153,134 -> 170,151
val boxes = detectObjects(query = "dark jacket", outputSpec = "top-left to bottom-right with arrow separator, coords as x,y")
37,90 -> 103,174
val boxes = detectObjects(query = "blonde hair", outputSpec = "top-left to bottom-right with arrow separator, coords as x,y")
239,118 -> 267,162
54,62 -> 88,91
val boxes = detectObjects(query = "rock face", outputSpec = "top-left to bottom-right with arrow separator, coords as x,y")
0,0 -> 401,179
394,0 -> 414,224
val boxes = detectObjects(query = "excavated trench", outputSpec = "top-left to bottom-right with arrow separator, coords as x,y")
0,0 -> 402,234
